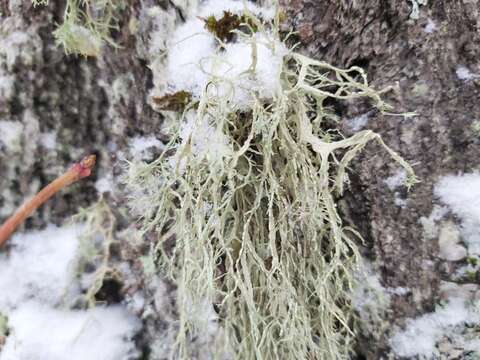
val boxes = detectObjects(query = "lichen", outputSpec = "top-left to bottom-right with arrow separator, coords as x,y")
0,312 -> 8,348
125,7 -> 417,360
409,0 -> 427,20
34,0 -> 123,56
202,11 -> 258,43
72,199 -> 120,307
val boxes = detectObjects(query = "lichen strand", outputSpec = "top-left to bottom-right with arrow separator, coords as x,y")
36,0 -> 122,56
72,199 -> 120,307
126,12 -> 417,360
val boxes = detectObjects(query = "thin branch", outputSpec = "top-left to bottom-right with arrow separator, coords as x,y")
0,155 -> 96,247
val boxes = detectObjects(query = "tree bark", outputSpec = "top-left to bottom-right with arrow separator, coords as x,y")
280,0 -> 480,358
1,0 -> 479,358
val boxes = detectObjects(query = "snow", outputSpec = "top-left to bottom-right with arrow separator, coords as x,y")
0,74 -> 14,102
179,111 -> 232,161
0,302 -> 140,360
39,131 -> 57,150
0,226 -> 141,359
0,120 -> 23,150
456,66 -> 479,81
196,0 -> 275,20
352,262 -> 391,332
390,297 -> 480,358
384,169 -> 409,207
384,169 -> 407,190
2,31 -> 31,69
0,225 -> 80,310
161,0 -> 288,110
345,112 -> 370,132
424,18 -> 437,33
168,110 -> 232,172
129,135 -> 164,160
95,175 -> 114,194
435,172 -> 480,254
419,205 -> 448,240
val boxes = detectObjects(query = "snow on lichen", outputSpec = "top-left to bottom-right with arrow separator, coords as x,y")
129,135 -> 164,161
158,0 -> 287,110
0,225 -> 140,359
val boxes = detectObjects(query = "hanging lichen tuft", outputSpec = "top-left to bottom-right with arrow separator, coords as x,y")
125,5 -> 417,360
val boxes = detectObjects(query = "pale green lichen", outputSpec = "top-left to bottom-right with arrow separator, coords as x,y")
125,10 -> 417,360
472,120 -> 480,138
409,0 -> 427,20
33,0 -> 122,56
0,312 -> 7,339
72,199 -> 120,307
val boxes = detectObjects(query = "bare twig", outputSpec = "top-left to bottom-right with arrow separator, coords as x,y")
0,155 -> 96,247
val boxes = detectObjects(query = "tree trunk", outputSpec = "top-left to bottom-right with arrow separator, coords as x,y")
1,0 -> 479,358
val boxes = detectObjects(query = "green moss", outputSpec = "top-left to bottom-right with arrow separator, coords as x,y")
467,256 -> 479,267
126,10 -> 417,360
152,91 -> 193,112
203,11 -> 258,43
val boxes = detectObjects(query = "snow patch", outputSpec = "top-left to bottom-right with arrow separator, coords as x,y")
390,297 -> 480,359
161,0 -> 287,109
39,131 -> 57,150
0,302 -> 140,360
435,172 -> 480,254
129,135 -> 164,161
0,120 -> 23,150
385,169 -> 407,190
0,225 -> 80,311
424,18 -> 437,33
0,226 -> 141,359
95,175 -> 114,194
0,74 -> 15,101
456,66 -> 479,81
345,112 -> 370,132
180,111 -> 232,161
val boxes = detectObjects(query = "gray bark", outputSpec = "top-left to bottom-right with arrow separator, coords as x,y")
1,0 -> 480,358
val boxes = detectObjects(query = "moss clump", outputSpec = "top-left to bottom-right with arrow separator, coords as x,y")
467,256 -> 479,267
126,9 -> 416,360
203,11 -> 258,43
152,91 -> 193,112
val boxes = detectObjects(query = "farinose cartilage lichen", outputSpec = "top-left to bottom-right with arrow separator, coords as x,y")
125,6 -> 417,360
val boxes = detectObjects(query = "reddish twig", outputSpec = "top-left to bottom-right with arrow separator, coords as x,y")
0,155 -> 96,248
